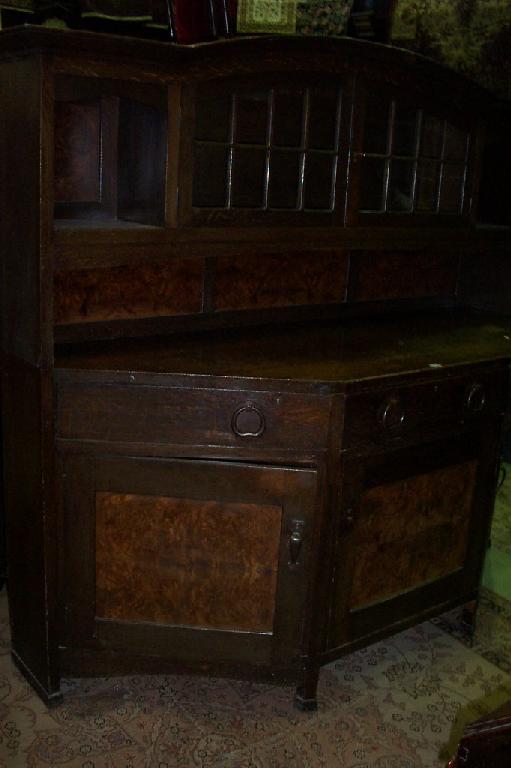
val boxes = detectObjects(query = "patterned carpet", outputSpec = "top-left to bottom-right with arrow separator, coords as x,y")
432,589 -> 511,675
1,589 -> 511,768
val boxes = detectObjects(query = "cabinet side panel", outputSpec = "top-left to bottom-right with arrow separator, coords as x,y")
0,56 -> 59,700
2,358 -> 60,698
0,55 -> 52,364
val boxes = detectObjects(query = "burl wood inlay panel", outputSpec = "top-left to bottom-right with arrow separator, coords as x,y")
54,101 -> 101,203
95,492 -> 283,632
212,252 -> 348,311
54,260 -> 205,324
350,461 -> 477,609
348,251 -> 460,302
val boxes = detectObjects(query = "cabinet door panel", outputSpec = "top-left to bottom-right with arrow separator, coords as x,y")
329,430 -> 500,650
61,454 -> 318,668
95,492 -> 282,632
350,460 -> 477,610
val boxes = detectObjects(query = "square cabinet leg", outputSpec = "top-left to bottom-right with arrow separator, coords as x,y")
294,666 -> 319,711
461,599 -> 479,639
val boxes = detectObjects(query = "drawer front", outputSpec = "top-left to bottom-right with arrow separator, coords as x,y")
57,383 -> 331,451
344,367 -> 508,453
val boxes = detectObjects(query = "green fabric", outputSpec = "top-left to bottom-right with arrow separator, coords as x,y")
79,0 -> 152,21
393,0 -> 511,98
0,0 -> 33,9
296,0 -> 354,36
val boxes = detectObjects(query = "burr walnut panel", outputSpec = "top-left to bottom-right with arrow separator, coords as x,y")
54,260 -> 205,324
212,252 -> 348,311
349,460 -> 477,610
95,492 -> 282,632
348,251 -> 460,302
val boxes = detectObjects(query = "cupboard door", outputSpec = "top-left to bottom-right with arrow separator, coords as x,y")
347,81 -> 477,227
328,430 -> 500,650
183,72 -> 351,227
61,454 -> 318,668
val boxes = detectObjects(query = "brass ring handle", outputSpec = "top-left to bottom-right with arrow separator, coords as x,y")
231,405 -> 266,438
377,395 -> 406,431
465,383 -> 487,413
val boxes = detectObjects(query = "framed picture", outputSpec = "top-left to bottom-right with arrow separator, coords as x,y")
237,0 -> 297,34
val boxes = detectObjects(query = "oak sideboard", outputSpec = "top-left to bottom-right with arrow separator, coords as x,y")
1,26 -> 510,709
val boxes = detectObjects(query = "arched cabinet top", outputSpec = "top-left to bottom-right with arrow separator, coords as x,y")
0,26 -> 497,232
0,24 -> 492,105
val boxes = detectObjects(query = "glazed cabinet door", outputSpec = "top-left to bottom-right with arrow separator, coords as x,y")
346,78 -> 479,226
60,454 -> 319,671
328,429 -> 500,651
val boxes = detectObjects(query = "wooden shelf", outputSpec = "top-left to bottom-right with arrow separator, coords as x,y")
54,218 -> 164,231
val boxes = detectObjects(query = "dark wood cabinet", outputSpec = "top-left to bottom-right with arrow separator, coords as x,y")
60,454 -> 319,671
1,26 -> 510,710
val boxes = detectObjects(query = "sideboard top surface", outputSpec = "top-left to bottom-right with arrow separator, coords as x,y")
55,311 -> 511,392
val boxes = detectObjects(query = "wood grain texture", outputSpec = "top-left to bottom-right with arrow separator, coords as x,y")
350,460 -> 478,609
54,260 -> 205,324
460,249 -> 511,315
54,314 -> 511,390
348,251 -> 460,302
344,370 -> 508,455
212,252 -> 348,311
57,384 -> 331,451
95,492 -> 282,632
54,100 -> 101,203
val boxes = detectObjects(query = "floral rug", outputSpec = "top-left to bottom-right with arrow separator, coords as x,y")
432,588 -> 511,675
1,589 -> 511,768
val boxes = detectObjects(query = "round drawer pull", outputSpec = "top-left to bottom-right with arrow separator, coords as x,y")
231,405 -> 266,438
466,383 -> 487,413
377,396 -> 406,431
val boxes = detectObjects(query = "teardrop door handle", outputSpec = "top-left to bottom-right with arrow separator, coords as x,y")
289,519 -> 305,568
465,383 -> 486,413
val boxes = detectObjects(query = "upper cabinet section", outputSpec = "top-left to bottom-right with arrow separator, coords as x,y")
0,27 -> 492,234
185,69 -> 477,228
178,37 -> 486,230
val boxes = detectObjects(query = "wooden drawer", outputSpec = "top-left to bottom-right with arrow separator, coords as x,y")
57,383 -> 331,452
344,367 -> 508,454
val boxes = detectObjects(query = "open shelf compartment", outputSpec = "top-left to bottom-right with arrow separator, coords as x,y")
54,75 -> 168,228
